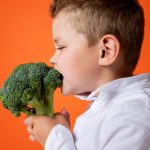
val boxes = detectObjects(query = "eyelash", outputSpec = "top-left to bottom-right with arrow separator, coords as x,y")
56,47 -> 65,50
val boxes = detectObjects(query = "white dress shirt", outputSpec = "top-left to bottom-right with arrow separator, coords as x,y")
45,73 -> 150,150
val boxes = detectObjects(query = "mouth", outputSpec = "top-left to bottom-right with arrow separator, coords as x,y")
58,73 -> 64,88
59,73 -> 64,80
53,67 -> 64,88
54,67 -> 63,77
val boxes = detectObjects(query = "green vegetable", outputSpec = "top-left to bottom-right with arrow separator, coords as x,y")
0,62 -> 63,117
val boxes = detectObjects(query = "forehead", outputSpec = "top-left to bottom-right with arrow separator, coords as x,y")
52,14 -> 72,37
52,13 -> 89,46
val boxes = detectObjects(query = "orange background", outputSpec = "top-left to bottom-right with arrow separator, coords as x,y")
0,0 -> 149,149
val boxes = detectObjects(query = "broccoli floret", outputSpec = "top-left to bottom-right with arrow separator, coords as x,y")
0,62 -> 63,117
43,69 -> 63,115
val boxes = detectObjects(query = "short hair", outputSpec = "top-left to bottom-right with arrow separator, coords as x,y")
49,0 -> 144,72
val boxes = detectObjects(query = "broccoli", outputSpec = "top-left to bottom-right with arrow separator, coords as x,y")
0,62 -> 63,117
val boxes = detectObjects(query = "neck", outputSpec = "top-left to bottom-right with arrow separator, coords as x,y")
92,69 -> 133,92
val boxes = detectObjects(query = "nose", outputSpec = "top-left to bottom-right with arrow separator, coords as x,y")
50,57 -> 55,65
49,51 -> 59,66
49,55 -> 56,66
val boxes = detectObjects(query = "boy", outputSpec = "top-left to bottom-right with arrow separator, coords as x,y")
24,0 -> 150,149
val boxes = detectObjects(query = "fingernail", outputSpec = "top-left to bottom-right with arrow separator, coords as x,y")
24,119 -> 27,125
61,108 -> 65,113
24,117 -> 30,125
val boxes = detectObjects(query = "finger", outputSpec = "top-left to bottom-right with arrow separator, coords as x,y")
27,126 -> 34,134
61,108 -> 67,116
61,108 -> 69,118
60,108 -> 70,124
29,134 -> 36,142
66,112 -> 71,126
55,111 -> 71,127
24,115 -> 35,126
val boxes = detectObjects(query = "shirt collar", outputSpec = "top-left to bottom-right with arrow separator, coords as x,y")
74,73 -> 150,101
74,86 -> 101,101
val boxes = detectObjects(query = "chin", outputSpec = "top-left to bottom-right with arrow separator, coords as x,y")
60,85 -> 74,96
60,79 -> 75,96
61,86 -> 90,96
61,89 -> 74,96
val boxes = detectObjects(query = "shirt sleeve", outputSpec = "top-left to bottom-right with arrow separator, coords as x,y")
99,106 -> 150,150
44,124 -> 76,150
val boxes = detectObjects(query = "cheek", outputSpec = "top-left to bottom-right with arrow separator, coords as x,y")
57,51 -> 83,86
57,51 -> 78,78
75,50 -> 100,80
57,49 -> 99,89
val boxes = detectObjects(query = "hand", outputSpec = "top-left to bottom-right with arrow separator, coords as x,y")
24,108 -> 70,147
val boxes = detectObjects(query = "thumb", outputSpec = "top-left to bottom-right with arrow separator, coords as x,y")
60,108 -> 70,125
24,115 -> 35,126
61,108 -> 67,115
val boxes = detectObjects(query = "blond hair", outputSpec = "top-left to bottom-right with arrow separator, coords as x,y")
49,0 -> 144,72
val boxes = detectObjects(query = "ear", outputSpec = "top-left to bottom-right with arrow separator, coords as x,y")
98,34 -> 120,66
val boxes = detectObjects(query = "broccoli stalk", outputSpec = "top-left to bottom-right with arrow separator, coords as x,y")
0,62 -> 63,117
23,88 -> 55,116
45,88 -> 55,116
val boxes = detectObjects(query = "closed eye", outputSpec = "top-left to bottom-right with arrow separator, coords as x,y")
56,47 -> 65,50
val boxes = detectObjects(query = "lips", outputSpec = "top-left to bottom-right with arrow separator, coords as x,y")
56,68 -> 64,80
54,66 -> 61,73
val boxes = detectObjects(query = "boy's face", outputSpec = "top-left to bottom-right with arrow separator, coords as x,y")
50,13 -> 102,96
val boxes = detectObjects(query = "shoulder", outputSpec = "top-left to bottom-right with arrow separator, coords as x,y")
99,101 -> 150,149
104,96 -> 150,127
101,99 -> 150,140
